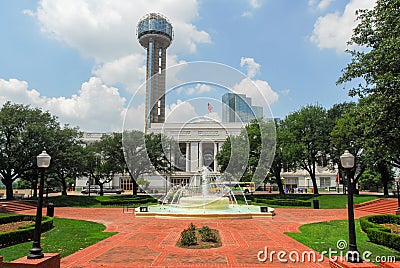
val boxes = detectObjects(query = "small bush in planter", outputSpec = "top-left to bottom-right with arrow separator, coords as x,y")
179,224 -> 197,246
199,225 -> 218,242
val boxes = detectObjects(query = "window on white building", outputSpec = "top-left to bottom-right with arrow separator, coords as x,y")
320,177 -> 331,188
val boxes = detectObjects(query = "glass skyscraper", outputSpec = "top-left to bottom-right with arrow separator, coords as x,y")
222,93 -> 263,122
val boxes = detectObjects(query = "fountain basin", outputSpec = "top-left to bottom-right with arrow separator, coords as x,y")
179,196 -> 229,210
134,204 -> 275,219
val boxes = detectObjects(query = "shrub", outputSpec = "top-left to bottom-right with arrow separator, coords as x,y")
359,214 -> 400,251
199,225 -> 218,242
0,215 -> 53,247
180,224 -> 197,246
254,198 -> 311,207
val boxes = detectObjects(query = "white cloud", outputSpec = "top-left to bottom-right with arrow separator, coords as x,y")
249,0 -> 262,9
0,77 -> 126,132
29,0 -> 210,95
165,100 -> 198,123
232,78 -> 279,108
235,57 -> 279,110
240,57 -> 260,79
310,0 -> 375,52
241,11 -> 253,17
308,0 -> 333,10
185,84 -> 212,95
123,103 -> 145,131
33,0 -> 210,62
93,53 -> 146,93
206,111 -> 221,122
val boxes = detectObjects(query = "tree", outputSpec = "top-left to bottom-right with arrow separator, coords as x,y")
0,102 -> 59,200
270,119 -> 296,195
337,0 -> 400,98
337,0 -> 400,169
216,119 -> 276,188
280,105 -> 331,195
85,133 -> 126,196
330,103 -> 367,194
122,130 -> 174,195
47,126 -> 85,195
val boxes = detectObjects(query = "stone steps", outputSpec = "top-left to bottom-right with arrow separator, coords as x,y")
355,198 -> 398,215
0,200 -> 37,213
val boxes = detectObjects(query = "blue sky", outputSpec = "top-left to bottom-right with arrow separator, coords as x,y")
0,0 -> 375,132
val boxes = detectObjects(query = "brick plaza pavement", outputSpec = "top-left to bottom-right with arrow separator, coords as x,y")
22,207 -> 371,268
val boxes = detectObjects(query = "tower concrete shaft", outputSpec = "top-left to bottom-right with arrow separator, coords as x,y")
137,13 -> 173,132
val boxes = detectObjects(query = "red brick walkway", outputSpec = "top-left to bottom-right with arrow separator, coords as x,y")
21,207 -> 373,268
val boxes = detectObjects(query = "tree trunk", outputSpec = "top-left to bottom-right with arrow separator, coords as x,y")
31,180 -> 37,198
273,169 -> 285,195
61,179 -> 68,196
132,179 -> 138,195
377,161 -> 390,196
383,182 -> 389,196
4,180 -> 14,200
99,183 -> 104,196
311,175 -> 319,195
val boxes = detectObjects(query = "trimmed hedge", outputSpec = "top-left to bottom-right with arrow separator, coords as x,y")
100,197 -> 157,206
254,198 -> 311,207
359,214 -> 400,251
0,215 -> 53,248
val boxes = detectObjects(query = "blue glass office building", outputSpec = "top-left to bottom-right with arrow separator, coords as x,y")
222,93 -> 263,122
137,13 -> 173,131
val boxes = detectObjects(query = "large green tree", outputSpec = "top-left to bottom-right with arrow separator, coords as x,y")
47,126 -> 85,195
216,119 -> 276,188
269,119 -> 296,195
0,102 -> 60,200
330,103 -> 368,194
85,133 -> 126,196
337,0 -> 400,169
280,105 -> 331,195
123,131 -> 175,195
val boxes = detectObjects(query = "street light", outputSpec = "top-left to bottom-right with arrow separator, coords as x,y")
28,150 -> 51,259
340,150 -> 361,263
395,176 -> 400,215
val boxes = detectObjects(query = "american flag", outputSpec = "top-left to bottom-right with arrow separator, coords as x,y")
207,103 -> 213,112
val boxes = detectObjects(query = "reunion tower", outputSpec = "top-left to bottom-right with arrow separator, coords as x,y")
137,13 -> 174,132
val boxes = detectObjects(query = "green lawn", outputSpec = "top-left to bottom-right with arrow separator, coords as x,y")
315,195 -> 378,209
247,194 -> 378,209
286,220 -> 400,264
0,217 -> 117,262
44,194 -> 157,207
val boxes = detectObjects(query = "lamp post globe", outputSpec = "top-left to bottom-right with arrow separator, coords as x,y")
340,150 -> 361,263
340,150 -> 354,169
28,151 -> 51,259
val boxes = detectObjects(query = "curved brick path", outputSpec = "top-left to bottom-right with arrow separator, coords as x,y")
20,207 -> 372,268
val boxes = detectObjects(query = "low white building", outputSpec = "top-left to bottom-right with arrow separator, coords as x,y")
281,166 -> 338,193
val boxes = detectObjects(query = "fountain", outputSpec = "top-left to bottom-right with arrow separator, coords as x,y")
178,166 -> 230,210
135,167 -> 274,219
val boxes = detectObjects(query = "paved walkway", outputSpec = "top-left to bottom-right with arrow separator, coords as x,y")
20,207 -> 372,267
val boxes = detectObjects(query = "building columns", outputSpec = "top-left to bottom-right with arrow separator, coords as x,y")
199,142 -> 203,168
185,142 -> 190,172
213,142 -> 218,172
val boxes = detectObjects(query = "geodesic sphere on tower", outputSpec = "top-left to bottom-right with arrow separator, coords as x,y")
137,13 -> 173,49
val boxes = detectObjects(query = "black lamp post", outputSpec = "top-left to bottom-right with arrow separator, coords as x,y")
28,150 -> 51,259
46,177 -> 50,201
340,150 -> 361,263
395,176 -> 400,215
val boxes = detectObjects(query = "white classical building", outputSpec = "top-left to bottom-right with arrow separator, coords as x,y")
148,121 -> 244,186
